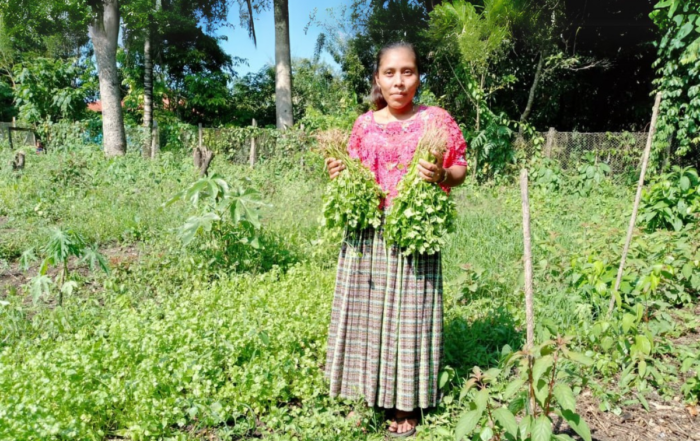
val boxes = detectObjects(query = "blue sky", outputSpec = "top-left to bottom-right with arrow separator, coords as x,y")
219,0 -> 349,77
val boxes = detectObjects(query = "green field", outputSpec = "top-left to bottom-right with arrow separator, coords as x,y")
1,146 -> 698,440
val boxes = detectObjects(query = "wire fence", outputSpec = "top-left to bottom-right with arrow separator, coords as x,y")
530,129 -> 649,175
0,120 -> 311,167
0,122 -> 36,147
3,119 -> 662,175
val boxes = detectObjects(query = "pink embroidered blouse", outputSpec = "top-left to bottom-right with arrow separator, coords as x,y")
347,105 -> 468,207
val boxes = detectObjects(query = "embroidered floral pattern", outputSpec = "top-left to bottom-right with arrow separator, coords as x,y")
347,105 -> 468,206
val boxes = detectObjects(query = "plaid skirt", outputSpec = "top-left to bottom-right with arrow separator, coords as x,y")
325,226 -> 443,411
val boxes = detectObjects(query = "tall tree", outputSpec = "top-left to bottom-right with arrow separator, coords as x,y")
274,0 -> 293,129
89,0 -> 127,156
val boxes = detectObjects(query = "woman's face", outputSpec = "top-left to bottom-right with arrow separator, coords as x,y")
374,47 -> 419,113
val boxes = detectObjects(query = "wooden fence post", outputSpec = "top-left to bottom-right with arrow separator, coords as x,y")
545,127 -> 556,158
608,92 -> 663,315
12,117 -> 16,128
520,169 -> 536,414
198,123 -> 203,149
249,118 -> 257,168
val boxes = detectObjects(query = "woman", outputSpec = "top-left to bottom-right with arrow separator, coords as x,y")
325,42 -> 467,437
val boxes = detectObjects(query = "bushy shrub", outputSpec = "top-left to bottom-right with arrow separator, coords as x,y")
639,166 -> 700,231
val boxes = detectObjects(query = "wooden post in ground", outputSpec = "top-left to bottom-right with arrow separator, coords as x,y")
608,92 -> 663,315
520,169 -> 536,414
12,117 -> 16,128
545,128 -> 556,158
249,118 -> 257,168
520,169 -> 535,349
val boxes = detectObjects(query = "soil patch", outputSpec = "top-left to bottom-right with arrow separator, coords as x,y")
573,390 -> 700,441
0,244 -> 142,302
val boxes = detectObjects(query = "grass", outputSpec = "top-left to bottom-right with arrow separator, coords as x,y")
0,145 -> 698,439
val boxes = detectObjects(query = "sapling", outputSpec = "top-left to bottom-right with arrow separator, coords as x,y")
317,129 -> 384,230
384,124 -> 457,256
456,337 -> 594,441
23,228 -> 109,305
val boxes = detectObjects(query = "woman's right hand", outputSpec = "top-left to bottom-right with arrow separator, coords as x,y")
325,157 -> 345,180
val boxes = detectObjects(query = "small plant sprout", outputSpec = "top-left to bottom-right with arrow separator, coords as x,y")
384,123 -> 457,255
316,129 -> 384,231
25,228 -> 109,306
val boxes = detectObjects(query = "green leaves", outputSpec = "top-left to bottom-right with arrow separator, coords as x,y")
319,130 -> 384,232
492,407 -> 518,438
531,415 -> 553,441
639,166 -> 700,232
169,174 -> 265,250
553,384 -> 576,412
384,137 -> 457,256
455,408 -> 482,441
12,57 -> 97,124
322,161 -> 384,231
651,0 -> 700,163
558,409 -> 592,441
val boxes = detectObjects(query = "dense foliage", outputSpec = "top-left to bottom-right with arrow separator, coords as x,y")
13,57 -> 97,124
1,144 -> 700,439
651,0 -> 700,168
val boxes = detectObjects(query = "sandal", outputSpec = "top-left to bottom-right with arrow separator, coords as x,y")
387,416 -> 418,438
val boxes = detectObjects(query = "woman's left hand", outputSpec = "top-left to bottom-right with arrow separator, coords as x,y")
418,151 -> 446,184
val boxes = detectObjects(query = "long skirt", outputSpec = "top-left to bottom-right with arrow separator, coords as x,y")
325,225 -> 443,411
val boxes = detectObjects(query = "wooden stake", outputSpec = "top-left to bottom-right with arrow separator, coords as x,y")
545,127 -> 555,158
249,118 -> 257,168
520,169 -> 535,349
608,92 -> 663,315
520,169 -> 536,414
198,123 -> 203,149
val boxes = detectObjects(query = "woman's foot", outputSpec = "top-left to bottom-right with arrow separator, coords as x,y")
387,409 -> 418,437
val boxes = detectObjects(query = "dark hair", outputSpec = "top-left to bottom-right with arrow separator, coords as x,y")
371,41 -> 421,110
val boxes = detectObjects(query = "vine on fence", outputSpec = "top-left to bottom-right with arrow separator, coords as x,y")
650,0 -> 700,167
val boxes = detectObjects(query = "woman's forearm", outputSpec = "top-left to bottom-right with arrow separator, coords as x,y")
442,165 -> 467,187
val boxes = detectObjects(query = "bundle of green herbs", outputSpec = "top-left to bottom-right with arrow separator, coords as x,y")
317,129 -> 384,230
384,124 -> 457,256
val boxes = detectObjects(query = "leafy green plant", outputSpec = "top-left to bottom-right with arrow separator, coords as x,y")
571,153 -> 611,196
385,125 -> 457,256
456,337 -> 593,441
639,166 -> 700,231
317,129 -> 384,231
22,228 -> 108,305
530,158 -> 564,192
680,353 -> 700,404
13,57 -> 98,124
469,114 -> 515,181
650,0 -> 700,165
166,174 -> 266,268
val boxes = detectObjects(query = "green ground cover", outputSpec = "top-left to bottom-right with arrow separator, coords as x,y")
0,146 -> 698,440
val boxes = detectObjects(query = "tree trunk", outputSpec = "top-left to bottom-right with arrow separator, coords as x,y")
274,0 -> 293,130
143,0 -> 161,159
475,73 -> 484,132
89,0 -> 126,157
519,52 -> 545,135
